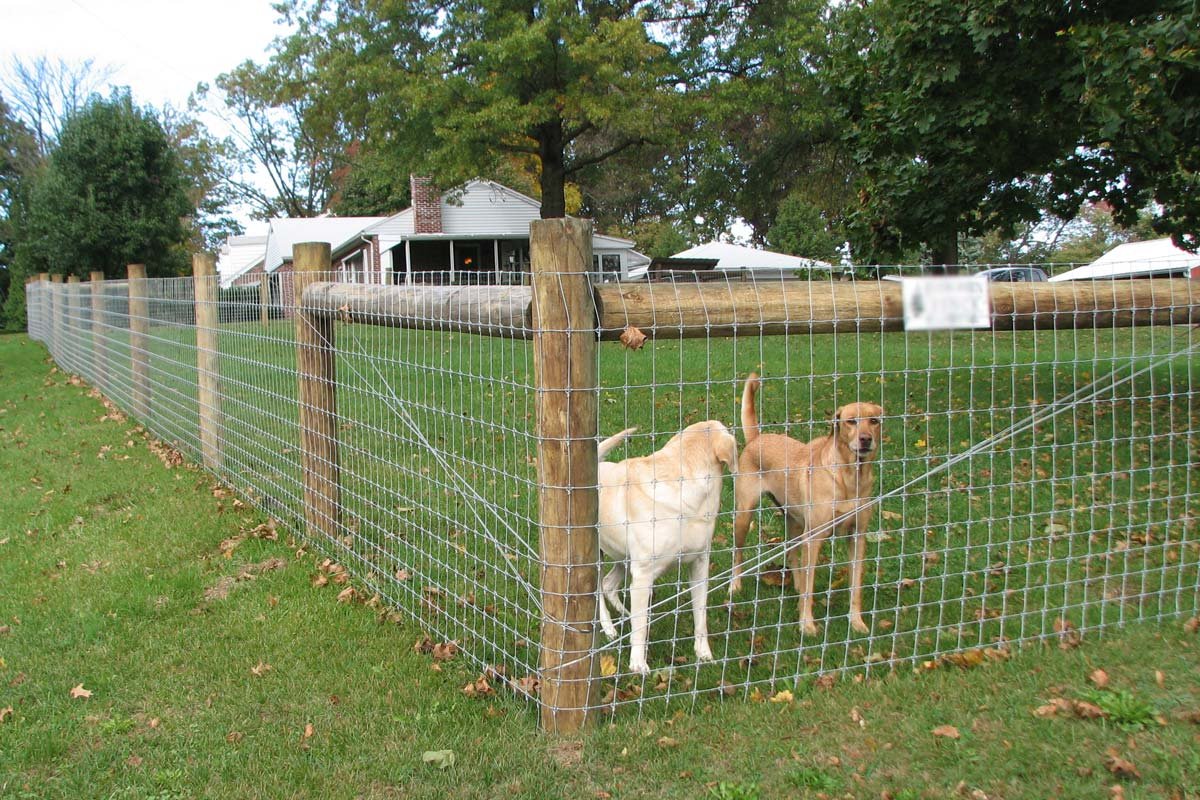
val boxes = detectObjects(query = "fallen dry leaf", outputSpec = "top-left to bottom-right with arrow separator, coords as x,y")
1104,750 -> 1141,780
769,689 -> 794,704
931,725 -> 960,740
1072,700 -> 1107,720
599,654 -> 618,677
0,706 -> 12,723
656,736 -> 679,748
1154,670 -> 1165,688
431,641 -> 459,662
619,326 -> 647,351
1183,616 -> 1199,634
69,684 -> 92,700
226,730 -> 244,743
1088,669 -> 1110,689
336,586 -> 357,604
1033,698 -> 1073,718
250,661 -> 272,677
1055,618 -> 1082,649
302,723 -> 315,741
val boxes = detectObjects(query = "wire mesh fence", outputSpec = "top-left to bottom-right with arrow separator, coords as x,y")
23,230 -> 1200,732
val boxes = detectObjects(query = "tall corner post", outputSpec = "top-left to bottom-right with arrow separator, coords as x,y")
293,242 -> 341,543
127,264 -> 151,420
259,274 -> 271,328
530,218 -> 600,734
49,273 -> 63,358
193,253 -> 224,470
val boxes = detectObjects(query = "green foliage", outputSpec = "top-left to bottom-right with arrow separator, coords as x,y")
822,0 -> 1200,264
13,91 -> 191,280
708,781 -> 760,800
1079,688 -> 1158,731
766,193 -> 841,262
273,0 -> 684,219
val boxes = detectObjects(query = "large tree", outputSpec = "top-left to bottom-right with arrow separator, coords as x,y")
0,93 -> 39,328
271,0 -> 685,219
14,91 -> 192,280
822,0 -> 1200,266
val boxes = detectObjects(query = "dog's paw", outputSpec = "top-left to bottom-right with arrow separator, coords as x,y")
694,643 -> 714,663
628,660 -> 650,676
600,621 -> 619,640
800,620 -> 820,637
727,578 -> 742,597
850,617 -> 869,635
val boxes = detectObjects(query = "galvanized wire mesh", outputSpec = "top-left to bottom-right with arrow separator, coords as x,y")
24,263 -> 1200,723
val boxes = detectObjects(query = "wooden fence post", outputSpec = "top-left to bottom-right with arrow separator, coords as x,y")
260,276 -> 270,328
49,274 -> 63,358
90,271 -> 106,390
294,243 -> 341,543
66,276 -> 80,371
193,253 -> 223,470
35,274 -> 49,342
127,264 -> 151,420
531,218 -> 600,734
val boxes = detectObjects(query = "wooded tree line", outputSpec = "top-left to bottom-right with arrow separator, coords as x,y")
2,0 -> 1197,329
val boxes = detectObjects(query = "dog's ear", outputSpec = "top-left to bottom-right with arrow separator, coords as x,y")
830,407 -> 842,434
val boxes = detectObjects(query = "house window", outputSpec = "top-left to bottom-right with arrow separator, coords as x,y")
593,253 -> 622,282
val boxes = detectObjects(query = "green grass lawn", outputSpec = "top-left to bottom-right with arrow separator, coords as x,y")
22,285 -> 1200,713
2,331 -> 1200,799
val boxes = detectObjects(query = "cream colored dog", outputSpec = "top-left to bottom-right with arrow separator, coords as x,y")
730,374 -> 883,635
596,420 -> 738,675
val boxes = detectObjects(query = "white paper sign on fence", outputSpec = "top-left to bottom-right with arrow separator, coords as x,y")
901,274 -> 992,331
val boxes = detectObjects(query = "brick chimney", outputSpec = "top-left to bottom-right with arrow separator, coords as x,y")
411,175 -> 442,234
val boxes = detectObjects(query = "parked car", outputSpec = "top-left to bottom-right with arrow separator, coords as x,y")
977,266 -> 1048,282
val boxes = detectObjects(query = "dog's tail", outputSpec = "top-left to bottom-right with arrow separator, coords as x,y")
597,427 -> 637,460
740,373 -> 761,445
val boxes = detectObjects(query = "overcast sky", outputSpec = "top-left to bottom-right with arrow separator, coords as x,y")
1,0 -> 284,109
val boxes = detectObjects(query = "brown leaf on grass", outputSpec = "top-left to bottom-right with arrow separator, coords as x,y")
125,754 -> 143,768
1104,750 -> 1141,780
1154,670 -> 1165,688
512,674 -> 540,699
814,673 -> 838,691
942,649 -> 986,669
311,572 -> 329,588
1175,709 -> 1200,725
431,641 -> 459,662
1033,698 -> 1073,718
759,563 -> 786,587
931,725 -> 960,740
69,684 -> 92,699
301,723 -> 315,742
769,689 -> 794,704
0,706 -> 13,723
599,654 -> 618,677
336,586 -> 357,604
226,731 -> 244,743
1072,701 -> 1107,720
1054,618 -> 1082,649
1088,669 -> 1110,689
1183,616 -> 1199,634
461,675 -> 495,699
619,326 -> 647,351
413,636 -> 434,655
656,736 -> 680,749
250,661 -> 272,677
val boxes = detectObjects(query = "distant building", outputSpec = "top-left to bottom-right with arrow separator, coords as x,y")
1048,238 -> 1200,282
645,241 -> 833,281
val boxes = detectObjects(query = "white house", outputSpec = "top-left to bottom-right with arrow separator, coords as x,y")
220,177 -> 649,295
1048,238 -> 1200,282
216,234 -> 267,288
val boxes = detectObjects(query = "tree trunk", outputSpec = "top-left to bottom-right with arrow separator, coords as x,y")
930,227 -> 960,274
537,121 -> 568,219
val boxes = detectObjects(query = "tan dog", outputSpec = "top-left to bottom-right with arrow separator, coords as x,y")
730,373 -> 883,635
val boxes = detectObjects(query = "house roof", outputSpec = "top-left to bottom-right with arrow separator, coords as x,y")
1047,238 -> 1200,282
216,234 -> 267,287
671,242 -> 833,272
264,216 -> 388,274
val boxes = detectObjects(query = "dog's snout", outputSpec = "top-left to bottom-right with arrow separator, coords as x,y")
857,435 -> 874,450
